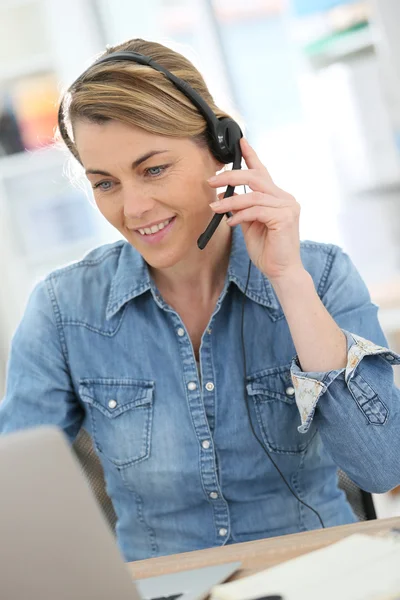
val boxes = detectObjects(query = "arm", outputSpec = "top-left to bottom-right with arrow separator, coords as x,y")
272,266 -> 347,373
0,279 -> 83,442
281,247 -> 400,493
207,139 -> 400,493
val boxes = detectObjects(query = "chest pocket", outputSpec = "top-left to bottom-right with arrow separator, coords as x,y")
247,365 -> 316,455
79,378 -> 154,467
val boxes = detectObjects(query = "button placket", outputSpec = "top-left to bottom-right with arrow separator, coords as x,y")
171,310 -> 230,544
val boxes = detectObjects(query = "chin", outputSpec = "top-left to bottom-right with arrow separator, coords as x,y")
142,247 -> 193,270
125,236 -> 190,270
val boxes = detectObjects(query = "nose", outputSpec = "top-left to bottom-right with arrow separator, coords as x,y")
122,186 -> 156,221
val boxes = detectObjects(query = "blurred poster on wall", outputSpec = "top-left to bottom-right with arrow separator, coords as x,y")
11,73 -> 59,151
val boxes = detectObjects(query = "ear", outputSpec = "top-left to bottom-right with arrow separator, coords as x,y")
213,158 -> 225,173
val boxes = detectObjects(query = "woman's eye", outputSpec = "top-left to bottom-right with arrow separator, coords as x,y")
145,165 -> 169,177
92,180 -> 114,192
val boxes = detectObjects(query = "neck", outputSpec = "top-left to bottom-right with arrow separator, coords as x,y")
149,222 -> 232,304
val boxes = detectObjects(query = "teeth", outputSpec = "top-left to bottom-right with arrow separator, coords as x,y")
138,218 -> 172,236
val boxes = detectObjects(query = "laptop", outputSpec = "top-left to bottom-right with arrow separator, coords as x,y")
0,426 -> 240,600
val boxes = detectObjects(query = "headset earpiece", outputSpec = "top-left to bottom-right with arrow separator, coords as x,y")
210,118 -> 242,164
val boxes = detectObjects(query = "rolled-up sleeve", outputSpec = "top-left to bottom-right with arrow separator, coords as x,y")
290,247 -> 400,493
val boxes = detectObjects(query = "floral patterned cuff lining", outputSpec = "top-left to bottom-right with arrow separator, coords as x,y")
290,331 -> 400,434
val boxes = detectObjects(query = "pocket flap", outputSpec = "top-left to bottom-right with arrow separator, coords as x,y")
79,378 -> 154,418
246,365 -> 294,403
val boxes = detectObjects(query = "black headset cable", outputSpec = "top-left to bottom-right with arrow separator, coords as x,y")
239,185 -> 325,529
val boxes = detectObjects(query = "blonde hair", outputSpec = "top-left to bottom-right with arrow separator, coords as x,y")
57,38 -> 233,164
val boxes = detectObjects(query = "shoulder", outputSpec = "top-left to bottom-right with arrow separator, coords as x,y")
37,240 -> 128,322
46,240 -> 125,283
299,240 -> 357,296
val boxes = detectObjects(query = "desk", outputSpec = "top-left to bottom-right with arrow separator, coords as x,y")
128,516 -> 400,582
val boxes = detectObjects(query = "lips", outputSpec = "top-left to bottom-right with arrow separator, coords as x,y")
133,216 -> 176,245
136,217 -> 174,236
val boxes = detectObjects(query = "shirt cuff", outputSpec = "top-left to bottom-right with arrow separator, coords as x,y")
290,330 -> 400,434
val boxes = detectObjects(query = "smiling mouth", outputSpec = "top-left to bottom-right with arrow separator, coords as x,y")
136,217 -> 174,236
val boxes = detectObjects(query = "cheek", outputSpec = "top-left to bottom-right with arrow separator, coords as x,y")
94,196 -> 122,223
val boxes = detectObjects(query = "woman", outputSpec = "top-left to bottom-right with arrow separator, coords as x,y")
1,38 -> 400,562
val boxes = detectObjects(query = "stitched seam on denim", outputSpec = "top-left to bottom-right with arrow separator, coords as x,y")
116,404 -> 152,466
84,400 -> 152,418
203,329 -> 230,533
247,362 -> 293,381
125,486 -> 159,555
80,378 -> 154,387
46,244 -> 123,279
45,278 -> 71,370
291,451 -> 309,531
196,448 -> 229,546
88,404 -> 153,467
317,244 -> 336,298
301,241 -> 338,252
348,373 -> 389,426
229,275 -> 274,308
253,400 -> 307,455
204,321 -> 217,438
89,405 -> 100,454
62,304 -> 127,336
107,283 -> 151,316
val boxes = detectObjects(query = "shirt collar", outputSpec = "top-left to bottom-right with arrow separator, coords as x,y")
106,225 -> 279,320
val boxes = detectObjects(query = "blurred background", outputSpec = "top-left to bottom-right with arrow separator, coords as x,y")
1,0 -> 400,515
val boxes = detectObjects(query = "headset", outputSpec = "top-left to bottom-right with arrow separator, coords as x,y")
60,51 -> 325,529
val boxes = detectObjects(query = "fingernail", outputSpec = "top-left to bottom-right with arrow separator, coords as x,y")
226,217 -> 233,224
209,200 -> 221,208
207,176 -> 217,182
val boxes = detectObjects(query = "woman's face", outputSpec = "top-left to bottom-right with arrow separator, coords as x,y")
74,119 -> 224,269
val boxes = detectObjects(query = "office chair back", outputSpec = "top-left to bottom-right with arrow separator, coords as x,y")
337,469 -> 376,521
72,428 -> 117,531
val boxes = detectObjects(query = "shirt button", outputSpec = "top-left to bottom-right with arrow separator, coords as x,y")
188,381 -> 197,391
386,354 -> 394,361
286,386 -> 295,397
209,491 -> 218,499
207,328 -> 212,334
108,399 -> 117,409
177,327 -> 185,337
205,381 -> 215,392
202,440 -> 211,449
219,528 -> 228,537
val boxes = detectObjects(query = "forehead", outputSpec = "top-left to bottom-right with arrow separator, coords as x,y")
73,119 -> 188,168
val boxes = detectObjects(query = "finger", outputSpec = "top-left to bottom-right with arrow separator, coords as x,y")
210,191 -> 286,214
217,191 -> 238,200
240,138 -> 272,182
226,205 -> 296,227
208,168 -> 276,195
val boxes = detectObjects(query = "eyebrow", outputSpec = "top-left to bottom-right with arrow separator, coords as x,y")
85,150 -> 169,176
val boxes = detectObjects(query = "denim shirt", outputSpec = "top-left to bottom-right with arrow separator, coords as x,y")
1,225 -> 400,562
